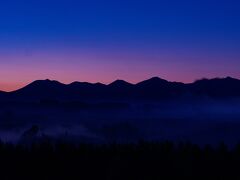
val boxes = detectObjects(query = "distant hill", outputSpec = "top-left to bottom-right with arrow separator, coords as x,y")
1,76 -> 240,102
188,77 -> 240,97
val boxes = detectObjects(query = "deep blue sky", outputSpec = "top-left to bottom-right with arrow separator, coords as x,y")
0,0 -> 240,91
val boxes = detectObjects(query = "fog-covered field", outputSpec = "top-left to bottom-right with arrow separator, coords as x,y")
0,99 -> 240,146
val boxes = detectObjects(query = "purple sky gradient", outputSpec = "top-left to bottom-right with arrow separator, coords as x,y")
1,44 -> 239,92
0,0 -> 240,91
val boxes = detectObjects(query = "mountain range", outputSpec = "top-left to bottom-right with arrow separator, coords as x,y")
1,77 -> 240,145
1,76 -> 240,101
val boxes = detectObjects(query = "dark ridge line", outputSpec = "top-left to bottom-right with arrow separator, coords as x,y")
2,76 -> 239,93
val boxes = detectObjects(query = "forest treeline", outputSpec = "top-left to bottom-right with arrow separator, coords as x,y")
0,141 -> 239,179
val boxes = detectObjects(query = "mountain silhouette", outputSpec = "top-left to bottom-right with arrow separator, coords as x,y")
67,81 -> 106,98
10,79 -> 67,100
16,79 -> 66,93
189,77 -> 240,97
109,80 -> 134,88
135,77 -> 186,99
136,77 -> 169,86
2,76 -> 240,102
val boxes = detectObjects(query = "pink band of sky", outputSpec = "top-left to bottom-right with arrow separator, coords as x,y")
0,45 -> 239,92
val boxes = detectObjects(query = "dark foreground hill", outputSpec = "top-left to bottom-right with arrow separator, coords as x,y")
0,141 -> 239,180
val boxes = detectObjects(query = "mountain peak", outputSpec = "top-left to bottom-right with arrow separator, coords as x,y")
14,79 -> 66,95
194,76 -> 239,84
109,80 -> 133,87
137,77 -> 169,86
149,76 -> 165,81
68,81 -> 106,88
29,79 -> 64,87
69,81 -> 92,86
225,76 -> 239,81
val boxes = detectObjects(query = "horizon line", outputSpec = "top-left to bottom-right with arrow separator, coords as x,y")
1,75 -> 238,93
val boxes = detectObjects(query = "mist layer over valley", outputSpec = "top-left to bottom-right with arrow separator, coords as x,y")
0,77 -> 240,145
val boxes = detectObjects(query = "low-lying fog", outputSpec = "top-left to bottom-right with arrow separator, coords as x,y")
0,99 -> 240,146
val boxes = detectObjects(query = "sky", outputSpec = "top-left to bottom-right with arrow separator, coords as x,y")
0,0 -> 240,91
